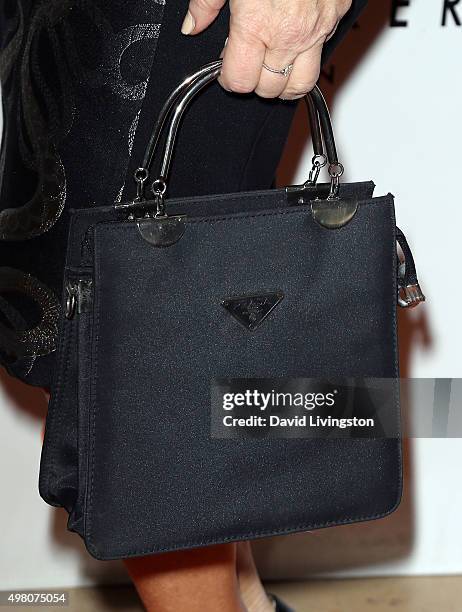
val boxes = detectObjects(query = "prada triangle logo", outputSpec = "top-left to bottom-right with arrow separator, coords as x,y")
221,291 -> 284,331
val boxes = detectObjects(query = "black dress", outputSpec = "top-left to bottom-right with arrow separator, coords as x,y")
0,0 -> 367,388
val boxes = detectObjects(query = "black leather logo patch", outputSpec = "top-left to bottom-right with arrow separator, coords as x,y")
221,292 -> 284,331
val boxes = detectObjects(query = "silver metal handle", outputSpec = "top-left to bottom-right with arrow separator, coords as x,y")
131,59 -> 344,210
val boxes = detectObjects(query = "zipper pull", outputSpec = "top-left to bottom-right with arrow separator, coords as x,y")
65,279 -> 93,319
396,227 -> 425,308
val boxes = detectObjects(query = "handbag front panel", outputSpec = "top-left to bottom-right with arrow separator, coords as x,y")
83,194 -> 401,559
37,182 -> 376,517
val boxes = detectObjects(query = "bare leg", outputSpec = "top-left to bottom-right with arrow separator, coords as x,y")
124,543 -> 246,612
236,542 -> 274,612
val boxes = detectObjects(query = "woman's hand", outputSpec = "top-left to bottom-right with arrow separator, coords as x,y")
181,0 -> 352,99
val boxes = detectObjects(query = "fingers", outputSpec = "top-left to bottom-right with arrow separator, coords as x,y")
279,43 -> 324,100
219,39 -> 322,100
218,30 -> 266,93
255,48 -> 297,99
182,0 -> 227,35
183,0 -> 348,99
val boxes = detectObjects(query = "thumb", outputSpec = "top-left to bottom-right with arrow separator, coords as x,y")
181,0 -> 226,35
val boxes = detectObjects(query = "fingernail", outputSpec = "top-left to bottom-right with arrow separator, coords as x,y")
224,36 -> 228,46
181,10 -> 195,35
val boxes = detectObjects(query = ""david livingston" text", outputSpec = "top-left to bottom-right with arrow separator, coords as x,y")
223,414 -> 375,429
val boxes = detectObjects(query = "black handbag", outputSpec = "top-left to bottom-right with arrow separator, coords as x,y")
38,60 -> 424,560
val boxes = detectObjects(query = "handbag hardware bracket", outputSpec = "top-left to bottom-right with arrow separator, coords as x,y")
397,283 -> 425,308
285,154 -> 327,205
136,215 -> 186,247
310,197 -> 358,229
114,178 -> 186,247
397,262 -> 425,308
287,161 -> 358,229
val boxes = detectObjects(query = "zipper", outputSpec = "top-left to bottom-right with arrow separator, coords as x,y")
64,278 -> 93,319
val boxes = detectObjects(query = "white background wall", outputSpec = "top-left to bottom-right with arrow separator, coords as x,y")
1,0 -> 461,589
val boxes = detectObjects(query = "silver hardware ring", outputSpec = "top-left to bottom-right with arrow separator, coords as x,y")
151,178 -> 167,196
327,162 -> 344,199
151,178 -> 168,217
308,154 -> 327,185
134,167 -> 149,203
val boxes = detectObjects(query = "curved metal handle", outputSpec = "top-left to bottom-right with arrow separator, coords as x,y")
305,95 -> 327,185
134,59 -> 343,204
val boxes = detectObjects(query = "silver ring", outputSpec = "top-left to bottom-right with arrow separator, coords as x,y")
262,62 -> 294,78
